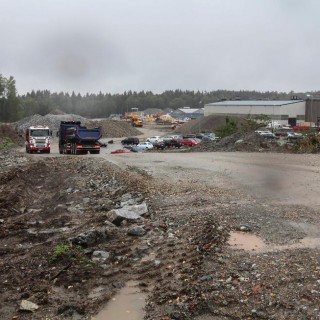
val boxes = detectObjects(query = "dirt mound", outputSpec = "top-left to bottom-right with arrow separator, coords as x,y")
0,156 -> 151,319
0,124 -> 24,148
85,119 -> 143,138
192,131 -> 287,152
174,115 -> 247,134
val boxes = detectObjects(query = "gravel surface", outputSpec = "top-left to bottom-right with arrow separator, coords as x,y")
1,125 -> 320,319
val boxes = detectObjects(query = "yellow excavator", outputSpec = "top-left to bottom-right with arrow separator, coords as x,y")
131,116 -> 143,127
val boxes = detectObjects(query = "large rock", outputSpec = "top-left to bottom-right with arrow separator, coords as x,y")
127,226 -> 146,236
20,300 -> 39,312
92,250 -> 110,263
106,203 -> 148,226
69,227 -> 116,246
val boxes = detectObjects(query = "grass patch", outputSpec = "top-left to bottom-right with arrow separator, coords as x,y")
51,243 -> 89,264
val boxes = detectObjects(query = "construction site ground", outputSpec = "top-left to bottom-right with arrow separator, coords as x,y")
1,123 -> 320,320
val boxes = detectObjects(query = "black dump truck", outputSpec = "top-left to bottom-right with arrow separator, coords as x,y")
59,121 -> 102,155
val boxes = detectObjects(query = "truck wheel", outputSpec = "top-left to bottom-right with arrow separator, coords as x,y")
26,146 -> 29,153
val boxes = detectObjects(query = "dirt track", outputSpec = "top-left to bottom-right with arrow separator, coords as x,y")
1,127 -> 320,319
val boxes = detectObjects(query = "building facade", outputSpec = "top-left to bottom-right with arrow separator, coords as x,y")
204,100 -> 307,126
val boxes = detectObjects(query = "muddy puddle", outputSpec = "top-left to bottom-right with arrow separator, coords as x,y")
229,231 -> 320,253
93,280 -> 146,320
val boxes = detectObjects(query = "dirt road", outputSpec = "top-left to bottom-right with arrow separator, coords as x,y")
105,150 -> 320,209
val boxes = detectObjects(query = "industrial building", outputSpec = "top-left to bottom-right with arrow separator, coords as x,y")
204,99 -> 320,126
170,107 -> 204,120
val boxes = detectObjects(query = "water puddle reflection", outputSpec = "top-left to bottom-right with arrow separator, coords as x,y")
229,231 -> 320,253
93,280 -> 146,320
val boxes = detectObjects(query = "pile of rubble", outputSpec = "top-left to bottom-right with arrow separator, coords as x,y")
174,115 -> 247,135
192,131 -> 287,152
15,114 -> 86,135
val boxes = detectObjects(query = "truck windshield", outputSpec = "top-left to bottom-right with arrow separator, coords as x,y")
30,129 -> 50,137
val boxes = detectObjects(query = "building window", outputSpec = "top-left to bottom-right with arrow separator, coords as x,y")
280,115 -> 288,120
297,115 -> 305,120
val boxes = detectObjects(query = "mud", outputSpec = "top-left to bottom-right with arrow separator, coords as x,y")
94,281 -> 146,320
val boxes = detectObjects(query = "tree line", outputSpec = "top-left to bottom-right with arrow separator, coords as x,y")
0,74 -> 314,122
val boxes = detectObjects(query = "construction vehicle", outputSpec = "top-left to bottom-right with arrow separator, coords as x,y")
124,109 -> 144,127
59,121 -> 102,155
25,125 -> 51,153
131,117 -> 143,127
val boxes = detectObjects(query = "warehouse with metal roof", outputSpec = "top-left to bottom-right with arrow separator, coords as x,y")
204,100 -> 308,126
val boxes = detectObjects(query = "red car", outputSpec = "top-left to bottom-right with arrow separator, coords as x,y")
180,138 -> 200,147
110,148 -> 133,154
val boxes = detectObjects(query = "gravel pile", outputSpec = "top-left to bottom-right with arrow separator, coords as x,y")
15,114 -> 87,135
85,119 -> 143,138
174,115 -> 247,135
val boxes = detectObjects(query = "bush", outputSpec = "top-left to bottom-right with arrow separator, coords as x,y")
216,117 -> 238,138
0,124 -> 23,148
51,243 -> 88,264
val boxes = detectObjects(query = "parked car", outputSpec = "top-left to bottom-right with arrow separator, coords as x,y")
182,134 -> 197,139
171,135 -> 183,140
287,132 -> 304,141
198,132 -> 218,141
202,135 -> 218,142
255,130 -> 279,139
262,132 -> 279,139
255,130 -> 273,135
136,142 -> 154,151
180,138 -> 200,147
161,135 -> 175,141
164,139 -> 183,148
146,136 -> 163,144
121,137 -> 140,145
124,145 -> 140,152
153,141 -> 166,150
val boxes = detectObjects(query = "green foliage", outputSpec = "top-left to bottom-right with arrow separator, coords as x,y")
1,73 -> 313,123
0,74 -> 22,122
289,134 -> 320,153
240,114 -> 271,133
216,117 -> 238,138
0,138 -> 14,150
51,243 -> 88,264
0,124 -> 20,149
52,243 -> 73,261
17,89 -> 295,121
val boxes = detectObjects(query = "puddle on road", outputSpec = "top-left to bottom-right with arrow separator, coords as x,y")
93,280 -> 146,320
229,231 -> 320,253
229,232 -> 267,252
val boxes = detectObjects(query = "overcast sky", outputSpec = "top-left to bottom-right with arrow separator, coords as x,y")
1,0 -> 320,95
